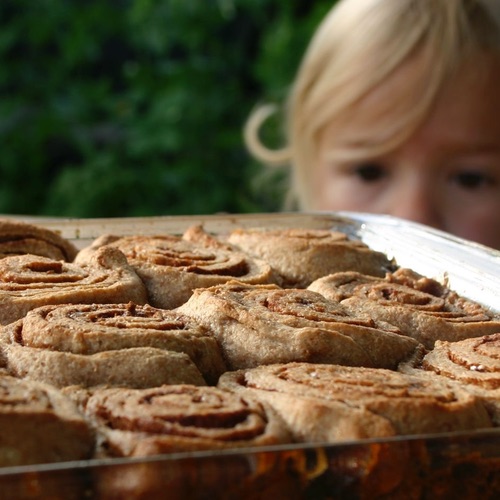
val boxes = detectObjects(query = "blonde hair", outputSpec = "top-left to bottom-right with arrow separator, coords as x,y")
244,0 -> 500,210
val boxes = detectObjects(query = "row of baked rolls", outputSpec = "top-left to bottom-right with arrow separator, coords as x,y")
0,217 -> 78,261
401,333 -> 500,426
1,359 -> 495,443
74,225 -> 276,309
1,365 -> 495,497
0,246 -> 148,325
308,268 -> 500,349
176,281 -> 421,371
0,302 -> 226,387
218,362 -> 493,443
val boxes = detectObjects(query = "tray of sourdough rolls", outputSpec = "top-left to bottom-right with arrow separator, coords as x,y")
0,211 -> 499,499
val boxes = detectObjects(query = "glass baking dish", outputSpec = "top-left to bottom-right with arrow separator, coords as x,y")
1,428 -> 499,499
1,211 -> 499,499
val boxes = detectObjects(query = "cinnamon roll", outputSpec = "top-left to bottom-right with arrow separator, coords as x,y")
88,384 -> 292,499
419,334 -> 500,425
0,375 -> 94,466
0,218 -> 78,261
75,225 -> 275,309
218,362 -> 492,443
227,227 -> 394,288
85,384 -> 291,457
308,268 -> 500,348
0,246 -> 148,325
0,344 -> 206,389
2,302 -> 226,383
177,281 -> 421,371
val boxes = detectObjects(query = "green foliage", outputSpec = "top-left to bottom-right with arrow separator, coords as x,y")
0,0 -> 334,217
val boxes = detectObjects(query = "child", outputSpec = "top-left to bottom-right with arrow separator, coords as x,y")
245,0 -> 500,250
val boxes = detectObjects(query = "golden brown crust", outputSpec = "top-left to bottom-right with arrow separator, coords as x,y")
0,247 -> 148,325
227,227 -> 394,288
177,281 -> 421,371
309,268 -> 500,348
75,226 -> 276,309
0,375 -> 94,466
218,362 -> 493,443
3,302 -> 226,384
0,218 -> 78,261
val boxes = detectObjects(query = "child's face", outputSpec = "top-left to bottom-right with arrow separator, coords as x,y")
314,54 -> 500,250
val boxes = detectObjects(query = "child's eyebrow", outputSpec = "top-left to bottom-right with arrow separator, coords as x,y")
329,136 -> 394,159
334,126 -> 401,148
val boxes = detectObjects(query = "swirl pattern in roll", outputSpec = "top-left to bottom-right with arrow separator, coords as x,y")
84,384 -> 291,458
75,225 -> 276,309
2,302 -> 225,384
227,227 -> 394,288
420,333 -> 500,425
0,218 -> 78,261
177,281 -> 421,370
0,246 -> 148,325
308,268 -> 500,348
218,362 -> 492,443
0,375 -> 94,466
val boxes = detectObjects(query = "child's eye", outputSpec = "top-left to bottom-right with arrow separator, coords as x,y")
451,171 -> 496,190
353,163 -> 387,182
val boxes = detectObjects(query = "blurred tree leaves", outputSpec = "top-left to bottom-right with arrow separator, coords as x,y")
0,0 -> 333,217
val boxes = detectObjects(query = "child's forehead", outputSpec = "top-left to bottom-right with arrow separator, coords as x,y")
325,52 -> 500,147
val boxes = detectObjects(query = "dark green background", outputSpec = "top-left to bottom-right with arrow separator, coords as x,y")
0,0 -> 333,217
